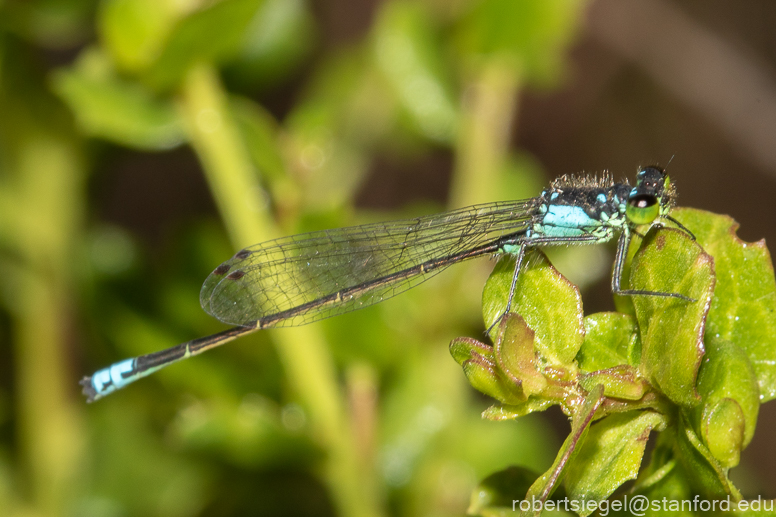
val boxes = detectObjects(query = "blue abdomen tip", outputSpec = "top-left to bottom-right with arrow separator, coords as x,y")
89,359 -> 135,397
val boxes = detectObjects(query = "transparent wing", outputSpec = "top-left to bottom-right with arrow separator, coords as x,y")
200,200 -> 539,327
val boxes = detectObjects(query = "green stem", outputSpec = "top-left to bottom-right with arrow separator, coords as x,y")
179,63 -> 382,517
12,134 -> 85,516
178,64 -> 273,246
451,57 -> 521,208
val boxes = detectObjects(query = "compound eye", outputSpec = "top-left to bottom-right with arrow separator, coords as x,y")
626,194 -> 660,224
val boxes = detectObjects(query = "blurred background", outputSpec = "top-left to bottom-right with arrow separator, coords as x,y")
1,0 -> 775,515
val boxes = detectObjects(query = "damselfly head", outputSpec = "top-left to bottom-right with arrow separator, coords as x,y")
626,166 -> 675,225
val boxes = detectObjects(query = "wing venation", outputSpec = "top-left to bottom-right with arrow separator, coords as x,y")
199,200 -> 538,326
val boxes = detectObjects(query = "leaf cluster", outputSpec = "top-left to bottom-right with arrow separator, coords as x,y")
451,208 -> 776,515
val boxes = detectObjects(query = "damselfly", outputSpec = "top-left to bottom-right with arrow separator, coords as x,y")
81,166 -> 694,402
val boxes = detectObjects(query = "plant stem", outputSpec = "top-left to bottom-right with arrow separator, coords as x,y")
178,64 -> 273,246
12,133 -> 85,516
179,63 -> 382,517
451,57 -> 521,208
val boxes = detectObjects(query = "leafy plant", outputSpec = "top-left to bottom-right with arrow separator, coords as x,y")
5,0 -> 772,516
1,1 -> 586,515
451,208 -> 776,515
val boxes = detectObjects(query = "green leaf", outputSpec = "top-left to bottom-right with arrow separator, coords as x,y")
224,0 -> 316,90
699,398 -> 745,469
630,432 -> 752,514
629,466 -> 695,517
578,312 -> 640,371
483,250 -> 584,367
482,398 -> 554,421
672,413 -> 741,499
692,338 -> 760,467
145,0 -> 266,90
631,434 -> 691,502
52,49 -> 184,150
629,227 -> 714,407
454,0 -> 586,86
99,0 -> 181,73
563,411 -> 664,516
579,366 -> 647,401
450,336 -> 492,365
450,337 -> 525,404
673,207 -> 776,402
520,385 -> 605,516
495,314 -> 547,396
373,0 -> 458,143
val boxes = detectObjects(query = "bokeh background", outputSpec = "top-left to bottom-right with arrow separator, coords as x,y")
1,0 -> 775,515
